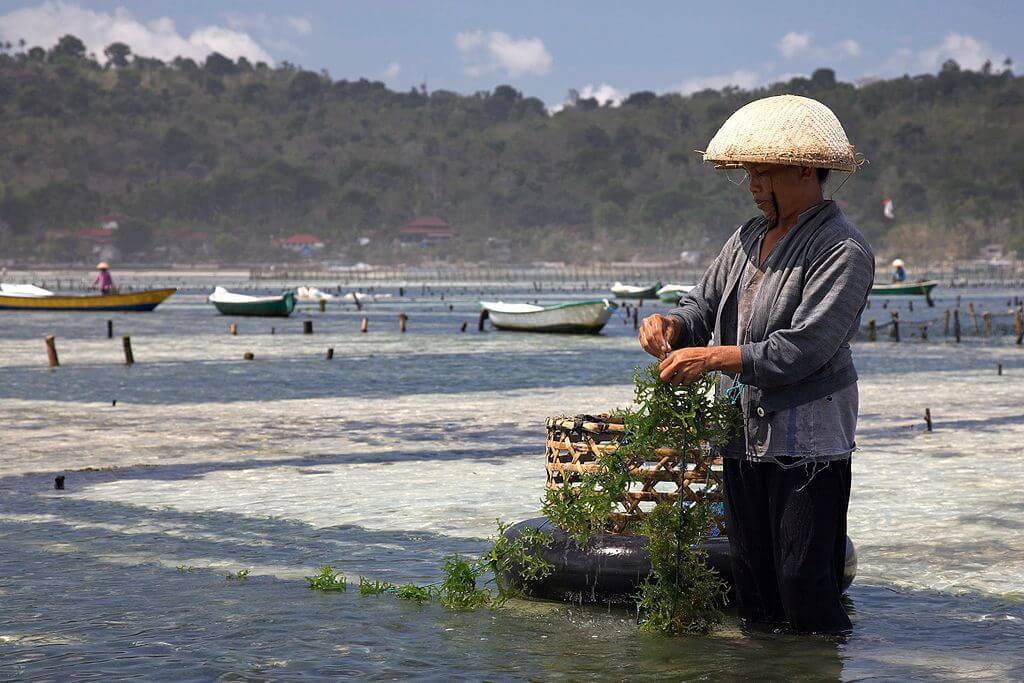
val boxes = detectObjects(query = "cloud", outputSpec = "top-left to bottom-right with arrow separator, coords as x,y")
0,2 -> 273,63
676,69 -> 760,95
455,30 -> 552,77
286,16 -> 312,36
879,32 -> 1009,76
383,61 -> 401,79
918,32 -> 1005,71
778,31 -> 811,58
839,39 -> 861,57
578,83 -> 623,106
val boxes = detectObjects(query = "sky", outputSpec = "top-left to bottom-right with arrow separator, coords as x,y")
0,1 -> 1018,106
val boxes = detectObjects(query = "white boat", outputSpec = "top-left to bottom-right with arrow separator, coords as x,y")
656,283 -> 695,303
342,292 -> 392,303
208,287 -> 296,317
0,283 -> 54,297
296,286 -> 334,301
611,281 -> 661,299
480,299 -> 618,334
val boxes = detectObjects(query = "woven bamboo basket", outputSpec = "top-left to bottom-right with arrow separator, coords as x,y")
545,414 -> 726,536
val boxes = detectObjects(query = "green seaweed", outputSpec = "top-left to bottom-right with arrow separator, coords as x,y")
225,568 -> 251,581
395,584 -> 433,603
305,565 -> 348,592
541,364 -> 740,635
358,577 -> 395,595
635,502 -> 729,635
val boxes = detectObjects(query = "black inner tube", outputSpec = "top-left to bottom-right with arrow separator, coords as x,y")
500,517 -> 857,605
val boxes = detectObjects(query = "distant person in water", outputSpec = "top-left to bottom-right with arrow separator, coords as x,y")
891,258 -> 907,283
94,262 -> 115,294
638,95 -> 874,634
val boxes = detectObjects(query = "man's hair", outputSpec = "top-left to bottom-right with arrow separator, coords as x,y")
817,168 -> 831,185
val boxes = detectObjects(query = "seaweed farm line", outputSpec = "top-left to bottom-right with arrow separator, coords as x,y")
2,280 -> 1024,679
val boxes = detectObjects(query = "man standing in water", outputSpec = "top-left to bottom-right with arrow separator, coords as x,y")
638,95 -> 874,634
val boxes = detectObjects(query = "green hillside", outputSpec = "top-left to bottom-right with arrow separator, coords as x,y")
1,35 -> 1021,264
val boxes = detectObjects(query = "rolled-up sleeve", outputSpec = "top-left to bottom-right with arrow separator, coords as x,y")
740,238 -> 874,388
667,234 -> 736,349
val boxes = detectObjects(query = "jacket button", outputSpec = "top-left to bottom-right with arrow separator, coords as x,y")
756,406 -> 766,418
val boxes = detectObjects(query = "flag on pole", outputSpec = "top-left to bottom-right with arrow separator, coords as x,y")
883,198 -> 895,219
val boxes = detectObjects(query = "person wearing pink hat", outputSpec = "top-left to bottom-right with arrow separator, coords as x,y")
94,262 -> 115,295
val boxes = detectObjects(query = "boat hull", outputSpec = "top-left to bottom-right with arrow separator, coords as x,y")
483,300 -> 616,334
871,280 -> 938,296
212,293 -> 295,317
612,286 -> 659,300
0,288 -> 176,312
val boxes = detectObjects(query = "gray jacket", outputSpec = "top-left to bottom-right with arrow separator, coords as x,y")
669,201 -> 874,414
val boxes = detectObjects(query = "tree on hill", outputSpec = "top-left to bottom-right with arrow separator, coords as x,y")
104,42 -> 131,67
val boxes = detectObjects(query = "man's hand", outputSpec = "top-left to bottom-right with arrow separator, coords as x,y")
659,347 -> 711,385
659,346 -> 743,384
638,314 -> 681,359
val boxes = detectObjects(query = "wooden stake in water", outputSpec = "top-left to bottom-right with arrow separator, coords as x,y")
361,317 -> 368,333
326,347 -> 334,360
460,321 -> 468,333
45,335 -> 59,367
122,336 -> 134,365
924,408 -> 933,432
1015,306 -> 1023,345
107,319 -> 113,339
944,309 -> 950,337
303,320 -> 313,334
319,299 -> 326,313
890,311 -> 900,342
954,308 -> 961,344
968,302 -> 980,334
243,351 -> 254,361
919,323 -> 928,341
478,309 -> 489,332
399,313 -> 408,333
867,318 -> 876,341
983,312 -> 992,337
230,323 -> 237,335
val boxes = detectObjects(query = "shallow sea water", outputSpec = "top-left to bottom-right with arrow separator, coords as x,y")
2,282 -> 1024,680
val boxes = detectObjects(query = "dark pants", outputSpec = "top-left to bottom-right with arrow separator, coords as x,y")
723,456 -> 852,633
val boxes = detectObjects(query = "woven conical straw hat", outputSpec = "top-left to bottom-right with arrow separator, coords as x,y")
702,95 -> 858,172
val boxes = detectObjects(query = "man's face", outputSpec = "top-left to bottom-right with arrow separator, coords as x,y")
741,163 -> 809,223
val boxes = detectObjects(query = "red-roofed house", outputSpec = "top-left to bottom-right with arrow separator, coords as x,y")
396,217 -> 456,247
78,227 -> 116,244
274,233 -> 325,253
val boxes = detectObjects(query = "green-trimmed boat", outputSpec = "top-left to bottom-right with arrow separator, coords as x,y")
209,287 -> 296,317
656,283 -> 695,304
611,281 -> 661,300
480,299 -> 617,334
870,280 -> 938,296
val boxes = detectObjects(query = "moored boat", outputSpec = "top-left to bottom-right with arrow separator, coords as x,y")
611,281 -> 661,299
208,287 -> 296,317
656,283 -> 695,304
870,280 -> 938,296
480,299 -> 617,334
0,287 -> 176,312
1,283 -> 54,297
296,286 -> 334,302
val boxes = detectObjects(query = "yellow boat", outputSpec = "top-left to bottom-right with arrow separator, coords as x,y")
0,288 -> 176,312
